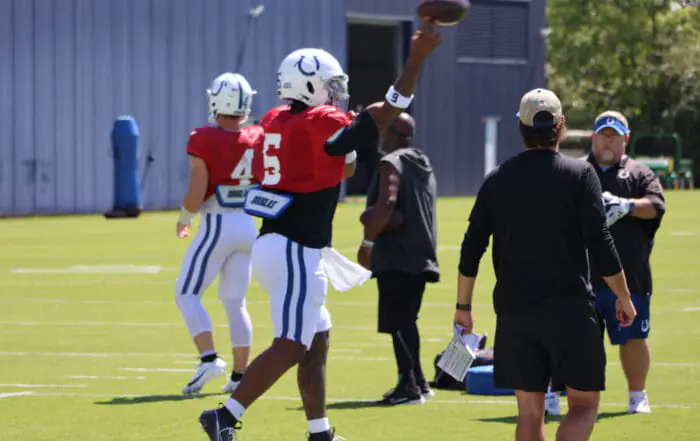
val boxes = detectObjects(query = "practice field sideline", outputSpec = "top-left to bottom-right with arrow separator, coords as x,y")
1,193 -> 699,440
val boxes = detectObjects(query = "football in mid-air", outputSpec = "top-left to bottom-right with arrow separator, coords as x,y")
359,206 -> 404,232
416,0 -> 470,26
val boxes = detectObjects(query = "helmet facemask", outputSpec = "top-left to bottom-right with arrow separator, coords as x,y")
324,75 -> 350,111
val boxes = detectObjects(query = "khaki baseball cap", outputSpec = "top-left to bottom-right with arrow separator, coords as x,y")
517,88 -> 563,128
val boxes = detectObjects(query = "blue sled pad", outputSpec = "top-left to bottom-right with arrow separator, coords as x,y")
465,365 -> 515,396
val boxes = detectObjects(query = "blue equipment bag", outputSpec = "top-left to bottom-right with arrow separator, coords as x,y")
105,116 -> 143,218
465,365 -> 515,396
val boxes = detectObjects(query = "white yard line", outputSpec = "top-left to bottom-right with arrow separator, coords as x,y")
0,321 -> 176,327
0,298 -> 252,305
0,351 -> 194,358
670,231 -> 698,236
10,265 -> 169,274
336,245 -> 460,254
0,391 -> 35,399
66,375 -> 146,381
0,320 -> 447,331
609,361 -> 700,367
334,342 -> 388,348
121,368 -> 193,373
2,350 -> 698,367
0,298 -> 467,308
0,383 -> 88,388
2,281 -> 172,287
335,338 -> 441,348
0,391 -> 694,410
330,356 -> 392,361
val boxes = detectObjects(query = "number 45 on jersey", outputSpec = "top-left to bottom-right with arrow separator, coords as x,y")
230,134 -> 282,186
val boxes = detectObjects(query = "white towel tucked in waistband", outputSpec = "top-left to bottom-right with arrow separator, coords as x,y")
320,247 -> 372,292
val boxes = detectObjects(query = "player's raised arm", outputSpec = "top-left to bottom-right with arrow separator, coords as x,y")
324,20 -> 441,157
366,20 -> 441,131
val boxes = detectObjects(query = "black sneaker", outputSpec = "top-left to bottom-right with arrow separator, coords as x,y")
419,381 -> 435,398
478,333 -> 488,350
199,406 -> 241,441
308,428 -> 347,441
377,383 -> 425,406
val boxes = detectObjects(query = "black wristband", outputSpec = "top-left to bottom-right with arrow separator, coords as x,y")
456,303 -> 472,311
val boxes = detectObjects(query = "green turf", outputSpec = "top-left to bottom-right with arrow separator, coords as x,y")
1,192 -> 699,440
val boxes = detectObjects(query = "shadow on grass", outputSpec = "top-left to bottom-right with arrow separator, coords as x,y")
596,411 -> 630,420
327,399 -> 388,410
285,399 -> 391,412
94,392 -> 220,405
478,411 -> 629,425
477,415 -> 564,425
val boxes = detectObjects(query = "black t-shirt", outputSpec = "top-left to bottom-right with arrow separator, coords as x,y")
586,154 -> 666,295
459,149 -> 623,314
260,185 -> 341,249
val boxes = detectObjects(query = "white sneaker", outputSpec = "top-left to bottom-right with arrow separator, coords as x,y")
628,391 -> 651,414
221,378 -> 241,394
182,358 -> 227,395
545,392 -> 561,416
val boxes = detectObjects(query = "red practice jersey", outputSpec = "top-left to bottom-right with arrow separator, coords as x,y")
259,105 -> 351,193
186,125 -> 265,200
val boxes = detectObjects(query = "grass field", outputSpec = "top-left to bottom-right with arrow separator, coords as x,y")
1,192 -> 699,441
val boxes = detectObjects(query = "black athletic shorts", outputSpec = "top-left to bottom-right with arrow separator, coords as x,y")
376,271 -> 426,334
494,298 -> 607,393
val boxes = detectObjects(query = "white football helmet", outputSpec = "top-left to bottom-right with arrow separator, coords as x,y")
277,48 -> 349,109
206,72 -> 256,122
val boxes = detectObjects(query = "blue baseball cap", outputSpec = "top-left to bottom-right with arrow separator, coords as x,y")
594,111 -> 629,135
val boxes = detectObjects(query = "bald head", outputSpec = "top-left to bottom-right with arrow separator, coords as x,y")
390,112 -> 415,139
378,111 -> 416,154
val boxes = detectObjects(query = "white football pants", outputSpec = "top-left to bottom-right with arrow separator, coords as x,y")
251,233 -> 331,350
175,207 -> 257,348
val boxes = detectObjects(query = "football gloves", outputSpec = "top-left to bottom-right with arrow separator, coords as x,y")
602,191 -> 635,227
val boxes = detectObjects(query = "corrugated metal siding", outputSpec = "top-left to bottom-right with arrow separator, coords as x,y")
345,0 -> 546,196
345,0 -> 415,18
1,0 -> 546,215
0,0 -> 13,215
0,0 -> 345,215
415,0 -> 547,196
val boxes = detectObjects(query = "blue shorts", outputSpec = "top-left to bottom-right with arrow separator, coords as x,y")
594,290 -> 650,345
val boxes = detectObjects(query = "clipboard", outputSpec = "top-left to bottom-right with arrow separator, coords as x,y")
436,328 -> 477,382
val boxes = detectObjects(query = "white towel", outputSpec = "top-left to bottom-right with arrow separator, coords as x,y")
320,247 -> 372,292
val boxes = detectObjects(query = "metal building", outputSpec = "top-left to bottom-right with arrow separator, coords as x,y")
0,0 -> 546,216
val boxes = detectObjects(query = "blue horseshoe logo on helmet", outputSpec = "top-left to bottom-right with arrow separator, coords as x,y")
211,81 -> 226,96
295,56 -> 320,77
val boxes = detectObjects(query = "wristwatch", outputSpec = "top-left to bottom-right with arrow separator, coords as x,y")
456,302 -> 472,311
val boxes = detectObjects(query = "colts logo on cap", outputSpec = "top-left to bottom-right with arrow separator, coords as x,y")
618,169 -> 630,179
